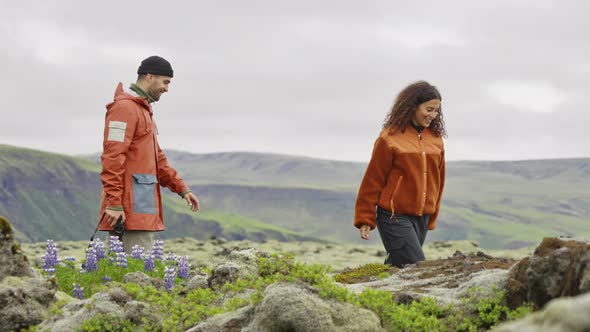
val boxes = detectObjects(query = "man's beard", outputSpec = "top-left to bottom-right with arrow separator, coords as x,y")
148,86 -> 161,101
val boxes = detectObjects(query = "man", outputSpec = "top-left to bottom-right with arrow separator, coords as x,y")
98,55 -> 199,253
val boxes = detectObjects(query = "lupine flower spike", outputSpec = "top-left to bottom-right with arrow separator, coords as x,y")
42,240 -> 59,274
85,247 -> 98,272
164,266 -> 176,290
73,283 -> 84,299
153,240 -> 164,260
131,245 -> 145,259
116,252 -> 128,268
143,251 -> 155,272
177,256 -> 189,279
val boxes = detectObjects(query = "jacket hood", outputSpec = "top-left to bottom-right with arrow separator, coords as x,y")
107,82 -> 152,113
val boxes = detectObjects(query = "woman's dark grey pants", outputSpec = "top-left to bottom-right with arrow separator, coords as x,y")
375,206 -> 429,268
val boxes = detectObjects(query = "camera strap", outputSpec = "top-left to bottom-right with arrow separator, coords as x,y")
88,212 -> 125,248
88,212 -> 106,248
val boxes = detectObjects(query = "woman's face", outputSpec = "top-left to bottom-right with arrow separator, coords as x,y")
412,99 -> 441,127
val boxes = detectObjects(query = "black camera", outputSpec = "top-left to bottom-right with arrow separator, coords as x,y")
114,216 -> 125,236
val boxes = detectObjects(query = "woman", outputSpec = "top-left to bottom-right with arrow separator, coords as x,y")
354,81 -> 446,268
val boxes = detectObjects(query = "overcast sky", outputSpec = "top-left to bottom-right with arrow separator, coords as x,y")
1,0 -> 589,162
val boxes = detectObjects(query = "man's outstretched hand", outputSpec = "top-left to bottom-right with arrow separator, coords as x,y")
184,192 -> 200,212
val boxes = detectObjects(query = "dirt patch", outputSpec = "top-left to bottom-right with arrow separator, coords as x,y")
341,251 -> 516,287
413,251 -> 516,284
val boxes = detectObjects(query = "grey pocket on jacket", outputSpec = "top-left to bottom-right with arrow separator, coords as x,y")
132,174 -> 157,214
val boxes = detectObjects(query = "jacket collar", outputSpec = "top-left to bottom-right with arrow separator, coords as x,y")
112,82 -> 153,113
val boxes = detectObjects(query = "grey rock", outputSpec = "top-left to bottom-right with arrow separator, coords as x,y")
0,216 -> 36,281
38,289 -> 126,332
505,237 -> 590,309
210,262 -> 241,289
186,273 -> 210,292
124,300 -> 161,325
0,277 -> 57,331
228,248 -> 259,266
123,271 -> 157,288
209,249 -> 263,289
492,292 -> 590,332
186,305 -> 254,332
346,264 -> 510,306
108,286 -> 132,305
578,252 -> 590,293
243,282 -> 384,332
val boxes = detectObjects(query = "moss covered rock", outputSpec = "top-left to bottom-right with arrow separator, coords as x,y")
493,292 -> 590,332
0,216 -> 13,236
0,277 -> 57,331
243,282 -> 385,332
505,237 -> 590,309
0,216 -> 35,281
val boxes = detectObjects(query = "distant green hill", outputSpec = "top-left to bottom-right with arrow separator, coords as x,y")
0,145 -> 315,243
82,151 -> 365,191
131,150 -> 590,248
4,145 -> 590,248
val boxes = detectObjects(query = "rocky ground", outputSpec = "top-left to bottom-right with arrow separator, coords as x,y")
21,234 -> 533,273
2,215 -> 589,331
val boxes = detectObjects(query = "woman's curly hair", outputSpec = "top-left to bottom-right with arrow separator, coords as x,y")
383,81 -> 446,137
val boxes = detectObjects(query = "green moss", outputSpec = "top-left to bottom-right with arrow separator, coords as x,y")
333,263 -> 394,284
11,243 -> 21,254
77,314 -> 138,332
48,300 -> 67,317
0,216 -> 13,235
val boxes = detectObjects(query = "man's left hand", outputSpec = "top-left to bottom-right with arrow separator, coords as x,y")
184,192 -> 200,212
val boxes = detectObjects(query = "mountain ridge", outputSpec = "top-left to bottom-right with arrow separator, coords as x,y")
2,144 -> 589,248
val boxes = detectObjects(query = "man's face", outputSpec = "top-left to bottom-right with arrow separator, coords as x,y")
146,74 -> 171,101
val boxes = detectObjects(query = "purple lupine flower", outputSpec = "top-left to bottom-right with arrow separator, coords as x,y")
109,256 -> 114,265
109,236 -> 124,254
116,252 -> 128,268
164,266 -> 176,291
85,247 -> 98,272
131,245 -> 145,259
101,276 -> 112,283
152,240 -> 164,260
73,283 -> 84,299
177,256 -> 189,279
42,240 -> 59,274
165,252 -> 177,263
143,252 -> 155,272
91,239 -> 106,260
64,256 -> 76,269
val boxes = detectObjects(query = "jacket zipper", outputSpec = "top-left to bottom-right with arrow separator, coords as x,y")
418,132 -> 426,215
151,113 -> 161,219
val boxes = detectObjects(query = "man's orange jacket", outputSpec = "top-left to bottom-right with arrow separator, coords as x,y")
98,83 -> 189,231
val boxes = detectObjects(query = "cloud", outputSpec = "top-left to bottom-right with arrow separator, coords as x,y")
0,1 -> 588,161
0,16 -> 160,67
484,80 -> 568,113
378,24 -> 467,49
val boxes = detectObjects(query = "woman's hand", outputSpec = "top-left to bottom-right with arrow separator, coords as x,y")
359,224 -> 371,240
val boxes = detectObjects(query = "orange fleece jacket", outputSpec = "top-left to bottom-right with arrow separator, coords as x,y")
354,127 -> 445,231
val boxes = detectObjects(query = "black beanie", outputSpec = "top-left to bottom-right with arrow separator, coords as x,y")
137,56 -> 174,77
